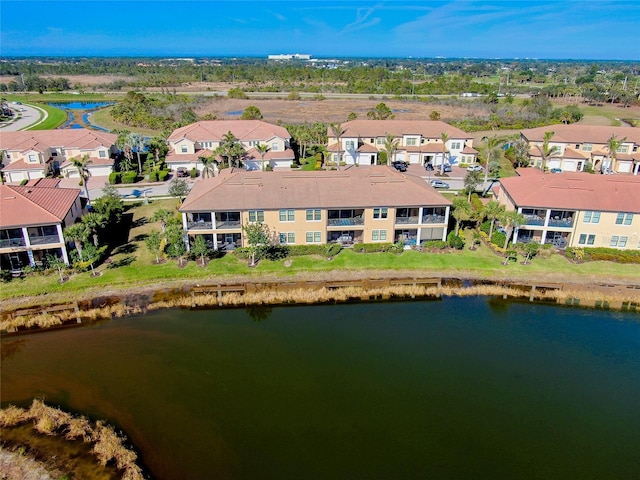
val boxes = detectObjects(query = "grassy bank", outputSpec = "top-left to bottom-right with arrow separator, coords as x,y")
90,106 -> 162,136
28,103 -> 67,129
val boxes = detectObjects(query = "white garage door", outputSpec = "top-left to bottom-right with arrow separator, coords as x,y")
563,161 -> 575,171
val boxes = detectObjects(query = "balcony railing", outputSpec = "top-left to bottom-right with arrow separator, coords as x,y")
29,234 -> 61,245
0,238 -> 26,248
524,215 -> 545,226
548,218 -> 574,228
395,216 -> 419,225
422,214 -> 445,224
215,220 -> 241,230
327,217 -> 364,227
187,221 -> 213,230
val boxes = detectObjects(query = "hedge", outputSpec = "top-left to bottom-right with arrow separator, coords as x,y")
287,245 -> 330,256
352,243 -> 403,254
158,170 -> 170,181
121,171 -> 138,184
565,247 -> 640,264
148,170 -> 159,182
109,172 -> 121,184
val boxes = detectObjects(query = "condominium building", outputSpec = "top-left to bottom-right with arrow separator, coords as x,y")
521,125 -> 640,174
166,120 -> 295,173
497,170 -> 640,249
0,181 -> 84,271
326,120 -> 477,167
0,129 -> 118,183
179,167 -> 451,250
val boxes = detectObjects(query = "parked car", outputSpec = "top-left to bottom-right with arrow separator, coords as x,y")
441,164 -> 452,172
550,168 -> 563,174
425,163 -> 434,171
176,167 -> 189,177
430,180 -> 450,189
392,161 -> 407,172
467,164 -> 483,172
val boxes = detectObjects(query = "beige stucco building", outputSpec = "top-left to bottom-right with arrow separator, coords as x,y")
166,120 -> 295,173
497,170 -> 640,250
0,129 -> 118,183
521,125 -> 640,174
326,120 -> 478,168
179,166 -> 451,251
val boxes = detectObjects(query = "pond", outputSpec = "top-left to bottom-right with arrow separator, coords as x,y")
2,298 -> 639,480
48,101 -> 114,131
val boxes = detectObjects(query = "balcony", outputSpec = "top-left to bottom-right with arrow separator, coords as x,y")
548,217 -> 574,228
215,212 -> 241,230
0,238 -> 26,248
422,214 -> 445,224
524,215 -> 545,226
328,209 -> 365,228
29,234 -> 61,245
395,216 -> 419,225
187,221 -> 213,230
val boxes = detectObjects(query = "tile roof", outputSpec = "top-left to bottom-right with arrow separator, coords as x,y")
520,125 -> 640,145
59,156 -> 115,168
180,166 -> 451,212
167,120 -> 291,142
334,120 -> 472,140
26,178 -> 61,188
462,146 -> 479,154
1,158 -> 47,171
0,128 -> 117,152
244,147 -> 295,160
165,149 -> 215,164
500,173 -> 640,213
0,184 -> 80,228
561,148 -> 590,159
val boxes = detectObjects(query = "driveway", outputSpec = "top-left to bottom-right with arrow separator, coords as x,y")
0,103 -> 49,131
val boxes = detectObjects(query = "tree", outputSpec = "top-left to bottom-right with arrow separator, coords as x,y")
256,144 -> 270,171
168,178 -> 190,203
329,123 -> 346,170
464,170 -> 483,201
429,110 -> 441,121
72,154 -> 92,204
92,184 -> 124,224
216,131 -> 245,168
151,208 -> 174,232
366,102 -> 394,120
346,112 -> 358,121
81,212 -> 106,246
451,197 -> 472,236
241,106 -> 263,120
242,222 -> 274,267
164,221 -> 186,262
483,200 -> 505,239
45,253 -> 66,283
383,132 -> 398,166
480,135 -> 508,185
520,242 -> 539,264
604,134 -> 626,173
145,230 -> 163,263
64,222 -> 91,258
128,132 -> 146,174
190,235 -> 211,266
200,155 -> 217,179
499,210 -> 525,250
440,133 -> 449,175
506,138 -> 530,168
535,131 -> 560,171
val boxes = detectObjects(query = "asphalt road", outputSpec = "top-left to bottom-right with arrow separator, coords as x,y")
0,103 -> 49,131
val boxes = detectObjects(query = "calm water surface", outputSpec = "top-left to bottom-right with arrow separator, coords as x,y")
2,298 -> 639,479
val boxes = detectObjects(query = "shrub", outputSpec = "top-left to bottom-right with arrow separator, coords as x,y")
422,240 -> 447,250
287,91 -> 301,101
480,221 -> 491,235
377,151 -> 388,165
326,243 -> 342,257
109,172 -> 121,185
260,244 -> 289,261
20,179 -> 28,186
470,193 -> 483,212
447,232 -> 465,249
287,245 -> 328,256
491,231 -> 506,247
227,88 -> 248,99
566,247 -> 640,264
158,170 -> 170,181
148,170 -> 159,182
352,243 -> 402,254
121,171 -> 138,184
190,168 -> 198,178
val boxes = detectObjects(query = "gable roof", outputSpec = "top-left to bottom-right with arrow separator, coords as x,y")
332,120 -> 472,140
520,125 -> 640,145
0,184 -> 80,228
500,173 -> 640,213
180,167 -> 451,212
167,120 -> 291,143
0,128 -> 117,153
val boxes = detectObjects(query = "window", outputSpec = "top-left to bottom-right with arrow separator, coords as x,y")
180,145 -> 188,153
271,142 -> 279,151
372,230 -> 387,241
249,141 -> 259,147
575,144 -> 580,149
451,141 -> 461,149
99,150 -> 106,158
373,208 -> 388,219
248,210 -> 264,223
28,154 -> 37,163
280,232 -> 295,244
406,138 -> 417,146
616,213 -> 633,225
377,137 -> 384,145
583,211 -> 600,223
370,138 -> 374,143
306,232 -> 321,243
619,236 -> 627,247
582,143 -> 593,152
306,209 -> 321,221
579,234 -> 596,245
279,209 -> 295,222
610,236 -> 619,247
616,145 -> 628,154
345,140 -> 355,149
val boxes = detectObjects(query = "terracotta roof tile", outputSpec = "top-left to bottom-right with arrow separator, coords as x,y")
167,120 -> 291,142
520,125 -> 640,144
335,120 -> 472,140
0,184 -> 80,228
0,128 -> 117,152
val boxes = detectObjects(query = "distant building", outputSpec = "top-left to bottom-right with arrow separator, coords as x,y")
268,54 -> 311,61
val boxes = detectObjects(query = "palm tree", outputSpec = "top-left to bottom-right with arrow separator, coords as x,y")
72,154 -> 92,204
128,132 -> 146,174
480,135 -> 509,185
500,210 -> 525,250
200,155 -> 216,179
256,144 -> 271,171
329,123 -> 346,170
535,131 -> 561,171
64,222 -> 91,258
440,132 -> 449,175
604,134 -> 626,173
81,212 -> 106,246
451,197 -> 472,236
483,200 -> 505,239
383,132 -> 398,166
217,131 -> 245,168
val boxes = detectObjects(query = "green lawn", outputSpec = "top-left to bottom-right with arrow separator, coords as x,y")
3,199 -> 639,305
28,103 -> 67,130
90,106 -> 162,136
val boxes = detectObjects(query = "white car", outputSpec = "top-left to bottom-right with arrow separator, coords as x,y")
430,180 -> 450,189
467,164 -> 483,172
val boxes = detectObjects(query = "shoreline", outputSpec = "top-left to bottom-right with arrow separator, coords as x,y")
2,271 -> 639,333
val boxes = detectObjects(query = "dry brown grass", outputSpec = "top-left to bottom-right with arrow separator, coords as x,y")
0,400 -> 144,480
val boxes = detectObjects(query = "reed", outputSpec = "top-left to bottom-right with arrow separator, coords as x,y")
0,400 -> 145,480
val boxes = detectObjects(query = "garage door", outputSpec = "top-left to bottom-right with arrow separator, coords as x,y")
563,160 -> 575,171
409,154 -> 419,164
548,160 -> 561,169
618,162 -> 632,173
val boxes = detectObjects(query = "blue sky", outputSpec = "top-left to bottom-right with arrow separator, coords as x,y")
2,1 -> 639,59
